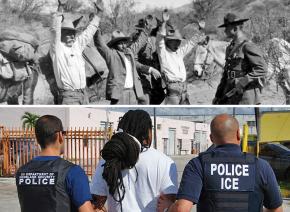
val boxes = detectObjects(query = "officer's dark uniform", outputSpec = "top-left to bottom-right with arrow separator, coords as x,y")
177,144 -> 283,212
214,14 -> 267,105
198,150 -> 257,212
16,157 -> 76,212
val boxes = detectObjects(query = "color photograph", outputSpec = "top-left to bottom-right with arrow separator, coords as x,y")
0,107 -> 289,211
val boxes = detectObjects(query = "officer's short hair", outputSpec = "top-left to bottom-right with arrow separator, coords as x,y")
35,115 -> 64,149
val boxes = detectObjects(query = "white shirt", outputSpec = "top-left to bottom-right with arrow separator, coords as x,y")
49,14 -> 99,90
90,148 -> 178,212
123,55 -> 134,88
156,30 -> 202,82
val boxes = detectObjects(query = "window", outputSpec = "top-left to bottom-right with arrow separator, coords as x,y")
194,131 -> 201,143
157,124 -> 162,130
247,121 -> 256,127
100,121 -> 113,130
100,121 -> 107,130
182,126 -> 189,135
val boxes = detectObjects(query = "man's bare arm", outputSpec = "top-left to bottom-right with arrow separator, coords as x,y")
168,199 -> 194,212
78,201 -> 95,212
264,206 -> 283,212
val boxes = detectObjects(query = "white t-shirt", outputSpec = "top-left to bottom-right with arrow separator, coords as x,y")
123,55 -> 134,89
90,148 -> 178,212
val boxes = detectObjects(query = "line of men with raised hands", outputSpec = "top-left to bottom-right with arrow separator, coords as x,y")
50,0 -> 209,105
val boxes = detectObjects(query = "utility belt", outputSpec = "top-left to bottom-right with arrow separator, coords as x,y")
226,70 -> 247,79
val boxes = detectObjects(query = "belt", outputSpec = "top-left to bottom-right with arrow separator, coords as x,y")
123,87 -> 134,91
227,70 -> 246,79
166,80 -> 185,84
59,88 -> 86,92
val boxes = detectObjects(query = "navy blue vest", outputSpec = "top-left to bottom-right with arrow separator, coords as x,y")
16,158 -> 76,212
198,150 -> 263,212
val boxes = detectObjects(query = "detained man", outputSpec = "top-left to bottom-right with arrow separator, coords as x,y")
50,0 -> 100,105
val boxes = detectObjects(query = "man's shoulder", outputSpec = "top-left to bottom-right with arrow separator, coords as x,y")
256,157 -> 272,170
242,40 -> 263,54
65,163 -> 87,183
142,148 -> 175,163
60,158 -> 77,167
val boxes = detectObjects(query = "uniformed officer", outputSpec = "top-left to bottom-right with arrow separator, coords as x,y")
213,13 -> 268,105
16,115 -> 94,212
158,114 -> 283,212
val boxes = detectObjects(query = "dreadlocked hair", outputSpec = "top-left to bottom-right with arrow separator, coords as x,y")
101,132 -> 140,212
118,110 -> 153,150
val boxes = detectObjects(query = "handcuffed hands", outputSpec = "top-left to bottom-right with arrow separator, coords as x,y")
157,194 -> 174,212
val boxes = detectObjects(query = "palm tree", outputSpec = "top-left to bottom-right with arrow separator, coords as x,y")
21,112 -> 40,129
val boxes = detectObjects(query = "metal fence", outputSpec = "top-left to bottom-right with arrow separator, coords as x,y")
0,127 -> 111,177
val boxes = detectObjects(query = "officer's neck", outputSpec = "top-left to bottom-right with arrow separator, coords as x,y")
233,31 -> 246,44
39,147 -> 61,157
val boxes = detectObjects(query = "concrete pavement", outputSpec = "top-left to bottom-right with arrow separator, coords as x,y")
0,154 -> 290,212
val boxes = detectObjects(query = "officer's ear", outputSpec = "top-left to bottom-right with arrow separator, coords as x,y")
210,133 -> 215,144
58,131 -> 65,145
236,128 -> 241,141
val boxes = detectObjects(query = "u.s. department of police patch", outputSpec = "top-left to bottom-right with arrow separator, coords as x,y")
17,172 -> 57,186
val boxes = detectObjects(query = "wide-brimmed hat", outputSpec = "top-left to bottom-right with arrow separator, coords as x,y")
218,13 -> 249,28
135,19 -> 146,30
166,28 -> 183,41
61,19 -> 78,32
107,30 -> 131,48
61,15 -> 84,32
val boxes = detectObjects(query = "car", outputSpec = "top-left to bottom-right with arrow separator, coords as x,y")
259,143 -> 290,180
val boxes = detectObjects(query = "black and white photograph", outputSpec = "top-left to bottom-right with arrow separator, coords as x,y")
0,0 -> 290,105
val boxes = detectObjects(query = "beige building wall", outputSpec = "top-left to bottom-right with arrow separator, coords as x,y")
67,108 -> 211,155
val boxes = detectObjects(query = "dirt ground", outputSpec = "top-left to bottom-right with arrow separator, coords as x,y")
1,73 -> 285,105
187,79 -> 286,105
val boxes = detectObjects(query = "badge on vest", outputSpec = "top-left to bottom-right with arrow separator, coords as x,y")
204,162 -> 255,192
17,172 -> 57,186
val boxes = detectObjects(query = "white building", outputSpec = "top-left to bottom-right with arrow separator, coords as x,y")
0,107 -> 211,155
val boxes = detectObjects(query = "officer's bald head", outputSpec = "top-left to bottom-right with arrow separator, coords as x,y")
210,114 -> 240,145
